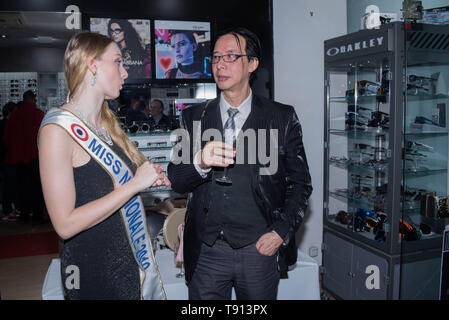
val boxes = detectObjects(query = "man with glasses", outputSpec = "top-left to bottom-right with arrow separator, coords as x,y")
168,27 -> 312,300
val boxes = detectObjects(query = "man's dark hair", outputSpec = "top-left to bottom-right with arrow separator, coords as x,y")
152,99 -> 164,110
2,102 -> 16,118
23,90 -> 36,102
215,27 -> 261,82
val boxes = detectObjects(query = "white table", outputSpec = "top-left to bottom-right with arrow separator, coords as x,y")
42,249 -> 320,300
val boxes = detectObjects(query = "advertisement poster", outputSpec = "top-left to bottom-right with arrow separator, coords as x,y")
154,20 -> 211,80
90,18 -> 152,81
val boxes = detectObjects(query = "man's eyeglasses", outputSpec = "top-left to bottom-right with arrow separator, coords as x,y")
211,54 -> 250,64
110,28 -> 123,34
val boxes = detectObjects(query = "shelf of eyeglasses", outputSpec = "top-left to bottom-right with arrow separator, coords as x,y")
329,189 -> 386,211
327,218 -> 388,243
329,157 -> 388,172
138,145 -> 174,151
329,127 -> 388,135
127,131 -> 172,136
148,160 -> 170,165
403,166 -> 447,176
142,185 -> 173,193
403,130 -> 448,136
406,93 -> 449,100
328,160 -> 448,176
329,94 -> 388,102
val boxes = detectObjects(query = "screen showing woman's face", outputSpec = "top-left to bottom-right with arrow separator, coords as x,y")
110,22 -> 125,43
170,33 -> 195,66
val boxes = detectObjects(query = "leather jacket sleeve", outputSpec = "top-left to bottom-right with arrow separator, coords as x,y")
271,107 -> 313,245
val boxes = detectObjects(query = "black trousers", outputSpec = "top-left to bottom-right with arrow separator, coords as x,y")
1,163 -> 20,214
188,239 -> 280,300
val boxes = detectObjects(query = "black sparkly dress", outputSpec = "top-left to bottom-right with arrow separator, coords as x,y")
60,142 -> 141,300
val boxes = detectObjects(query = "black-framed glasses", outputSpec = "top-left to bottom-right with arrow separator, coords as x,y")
110,28 -> 123,34
211,54 -> 250,64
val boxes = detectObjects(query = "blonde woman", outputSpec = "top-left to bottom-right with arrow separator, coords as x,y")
39,32 -> 170,299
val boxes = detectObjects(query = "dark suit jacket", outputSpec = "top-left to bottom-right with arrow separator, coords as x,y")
167,94 -> 312,283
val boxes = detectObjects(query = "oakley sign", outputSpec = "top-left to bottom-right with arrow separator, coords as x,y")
326,36 -> 384,57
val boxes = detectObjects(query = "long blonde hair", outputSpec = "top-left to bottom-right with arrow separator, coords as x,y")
63,32 -> 146,166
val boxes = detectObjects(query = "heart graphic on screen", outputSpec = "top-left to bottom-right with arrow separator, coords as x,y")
160,57 -> 172,70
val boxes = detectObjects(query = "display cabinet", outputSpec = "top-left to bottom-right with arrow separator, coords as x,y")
322,22 -> 449,300
127,131 -> 184,206
123,82 -> 216,206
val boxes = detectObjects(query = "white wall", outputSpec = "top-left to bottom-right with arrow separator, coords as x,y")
273,0 -> 347,265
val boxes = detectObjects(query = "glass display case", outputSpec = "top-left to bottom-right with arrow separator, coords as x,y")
322,22 -> 449,300
125,82 -> 217,206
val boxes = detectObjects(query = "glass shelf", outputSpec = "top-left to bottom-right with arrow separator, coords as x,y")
127,131 -> 172,136
329,190 -> 386,211
403,168 -> 447,176
406,93 -> 449,100
152,160 -> 170,164
404,131 -> 448,136
329,128 -> 388,135
143,186 -> 173,193
138,146 -> 173,151
329,160 -> 447,180
329,159 -> 387,173
330,94 -> 389,102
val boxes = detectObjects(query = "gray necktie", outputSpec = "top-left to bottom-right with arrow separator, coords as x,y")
223,108 -> 239,147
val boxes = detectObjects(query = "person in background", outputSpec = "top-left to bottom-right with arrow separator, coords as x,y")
148,99 -> 173,130
125,95 -> 147,127
0,102 -> 20,221
3,91 -> 45,225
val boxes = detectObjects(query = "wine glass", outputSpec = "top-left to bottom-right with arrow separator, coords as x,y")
215,129 -> 235,184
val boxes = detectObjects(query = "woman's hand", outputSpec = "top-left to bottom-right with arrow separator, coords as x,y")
150,163 -> 171,188
130,161 -> 159,191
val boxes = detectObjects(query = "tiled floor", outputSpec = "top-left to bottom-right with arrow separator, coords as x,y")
0,216 -> 333,300
0,253 -> 58,300
0,218 -> 57,300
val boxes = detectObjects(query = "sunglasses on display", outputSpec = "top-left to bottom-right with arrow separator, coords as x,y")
147,141 -> 169,147
128,122 -> 150,134
149,156 -> 167,162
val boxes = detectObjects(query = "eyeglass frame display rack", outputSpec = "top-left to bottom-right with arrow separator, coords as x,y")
126,130 -> 183,207
322,21 -> 449,300
123,82 -> 217,206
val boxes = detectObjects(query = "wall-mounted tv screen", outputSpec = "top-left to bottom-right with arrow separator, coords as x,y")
154,20 -> 211,80
90,18 -> 152,82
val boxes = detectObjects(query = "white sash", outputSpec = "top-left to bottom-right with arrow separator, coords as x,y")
40,108 -> 166,300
